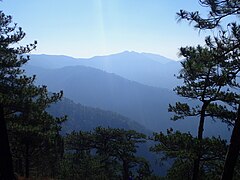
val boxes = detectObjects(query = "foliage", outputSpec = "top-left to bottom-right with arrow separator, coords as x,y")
0,10 -> 38,179
176,1 -> 240,179
151,130 -> 229,180
168,33 -> 239,180
7,89 -> 66,178
169,44 -> 238,124
177,0 -> 240,30
60,127 -> 153,180
0,10 -> 66,179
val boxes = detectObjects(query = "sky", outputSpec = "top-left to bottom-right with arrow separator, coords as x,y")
1,0 -> 210,60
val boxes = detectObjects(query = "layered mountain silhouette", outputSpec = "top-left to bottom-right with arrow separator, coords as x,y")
25,51 -> 231,138
26,64 -> 178,131
28,51 -> 182,89
48,97 -> 149,134
47,97 -> 165,175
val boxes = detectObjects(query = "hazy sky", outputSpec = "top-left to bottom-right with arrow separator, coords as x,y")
2,0 -> 210,60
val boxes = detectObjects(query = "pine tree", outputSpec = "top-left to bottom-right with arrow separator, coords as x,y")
0,11 -> 37,179
0,11 -> 65,179
169,43 -> 237,179
63,127 -> 151,180
8,87 -> 65,178
151,129 -> 229,179
176,1 -> 240,179
94,127 -> 149,180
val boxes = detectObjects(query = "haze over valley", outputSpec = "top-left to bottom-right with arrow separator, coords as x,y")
2,1 -> 239,179
26,51 -> 231,138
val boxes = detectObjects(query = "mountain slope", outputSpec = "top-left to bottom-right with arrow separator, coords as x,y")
26,65 -> 176,131
48,97 -> 165,175
25,64 -> 231,139
29,51 -> 182,89
48,97 -> 149,134
27,54 -> 80,69
78,51 -> 182,89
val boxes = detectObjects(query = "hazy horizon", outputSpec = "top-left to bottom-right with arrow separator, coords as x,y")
31,50 -> 180,60
2,0 -> 210,60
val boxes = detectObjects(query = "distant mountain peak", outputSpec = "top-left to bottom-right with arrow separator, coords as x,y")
112,51 -> 176,63
121,50 -> 138,54
28,52 -> 180,89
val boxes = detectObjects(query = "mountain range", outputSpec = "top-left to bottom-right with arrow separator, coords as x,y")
27,51 -> 182,89
25,51 -> 231,138
47,97 -> 165,175
48,97 -> 149,134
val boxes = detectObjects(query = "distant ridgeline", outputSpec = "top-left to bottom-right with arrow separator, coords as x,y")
28,51 -> 182,89
48,97 -> 149,134
26,53 -> 230,138
47,97 -> 165,176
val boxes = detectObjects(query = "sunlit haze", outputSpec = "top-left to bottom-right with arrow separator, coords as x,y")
2,0 -> 210,60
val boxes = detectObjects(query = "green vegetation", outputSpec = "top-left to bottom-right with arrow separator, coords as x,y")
0,10 -> 65,179
153,0 -> 240,180
151,130 -> 230,179
0,0 -> 239,180
60,127 -> 152,179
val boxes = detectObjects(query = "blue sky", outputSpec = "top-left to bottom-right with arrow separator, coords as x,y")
2,0 -> 210,60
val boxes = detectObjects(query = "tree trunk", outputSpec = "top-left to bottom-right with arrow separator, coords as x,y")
123,160 -> 129,180
18,158 -> 24,177
221,104 -> 240,180
25,142 -> 29,178
192,154 -> 201,180
0,105 -> 15,180
192,102 -> 208,180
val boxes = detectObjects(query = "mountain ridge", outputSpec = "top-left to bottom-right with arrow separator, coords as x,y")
48,97 -> 150,134
28,51 -> 182,89
25,64 -> 231,139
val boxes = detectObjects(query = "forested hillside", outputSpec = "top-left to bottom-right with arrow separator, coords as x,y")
26,64 -> 231,138
1,0 -> 239,179
28,51 -> 182,89
48,97 -> 149,134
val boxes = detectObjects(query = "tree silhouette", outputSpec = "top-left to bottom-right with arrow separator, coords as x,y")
176,1 -> 240,179
151,129 -> 229,179
0,11 -> 37,179
0,11 -> 65,179
169,43 -> 238,179
63,127 -> 151,179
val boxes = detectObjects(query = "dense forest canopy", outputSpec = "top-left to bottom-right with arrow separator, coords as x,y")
0,0 -> 239,180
